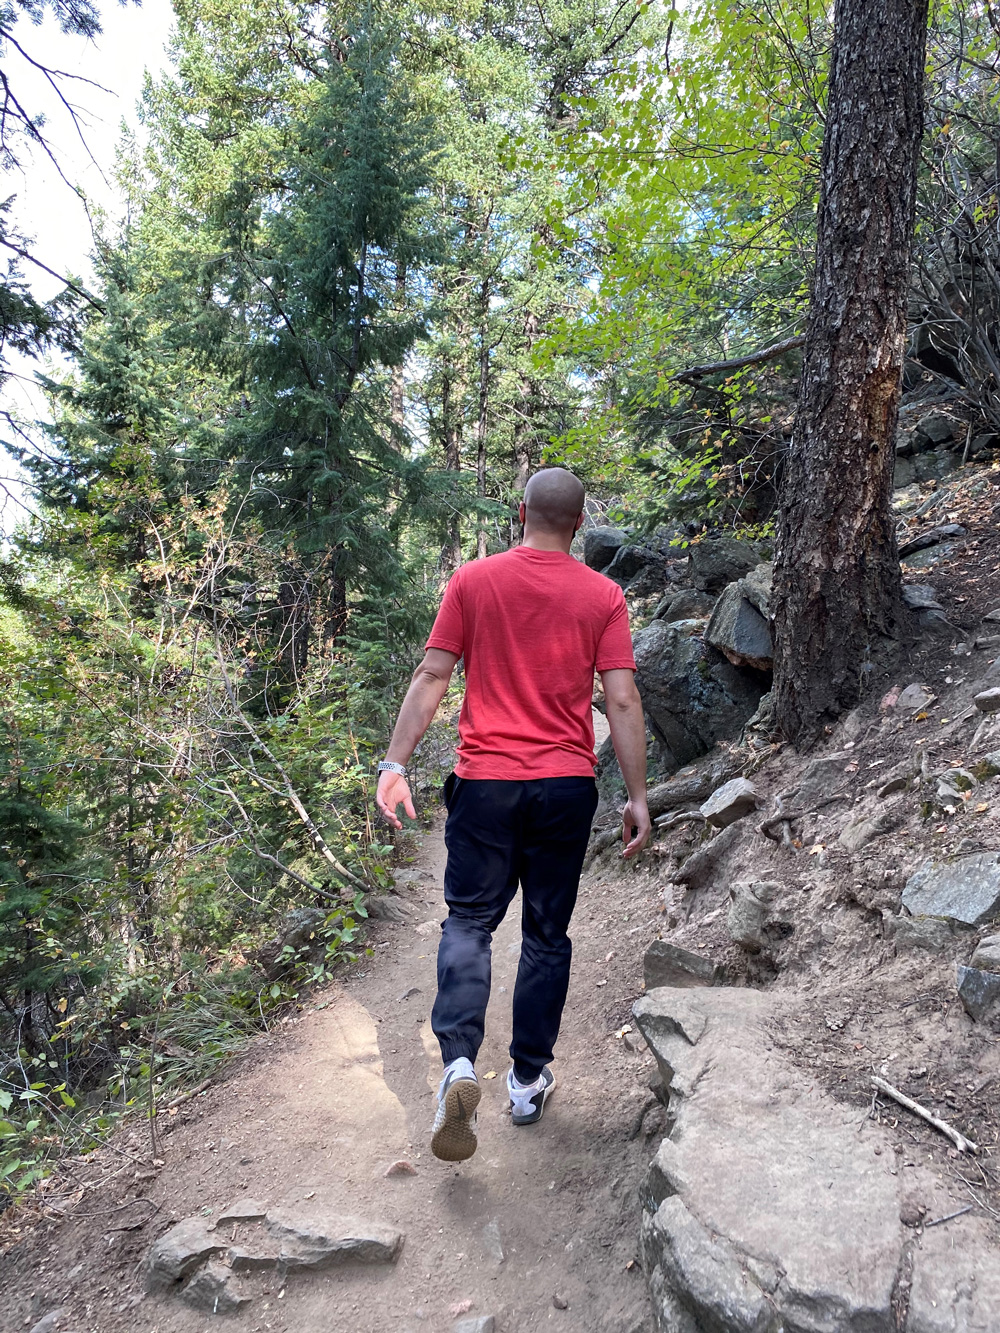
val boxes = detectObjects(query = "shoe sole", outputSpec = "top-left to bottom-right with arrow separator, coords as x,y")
510,1074 -> 555,1126
431,1078 -> 482,1161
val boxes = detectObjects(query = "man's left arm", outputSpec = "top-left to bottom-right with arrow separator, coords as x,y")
376,648 -> 460,830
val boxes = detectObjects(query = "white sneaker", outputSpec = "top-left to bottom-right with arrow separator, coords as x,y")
431,1059 -> 481,1161
507,1066 -> 555,1125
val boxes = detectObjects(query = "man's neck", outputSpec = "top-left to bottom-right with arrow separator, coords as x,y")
522,528 -> 574,554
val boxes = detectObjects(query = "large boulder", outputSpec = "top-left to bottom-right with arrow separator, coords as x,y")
583,526 -> 627,571
605,542 -> 665,588
705,585 -> 773,669
687,537 -> 765,594
901,853 -> 1000,928
632,620 -> 768,771
654,589 -> 717,622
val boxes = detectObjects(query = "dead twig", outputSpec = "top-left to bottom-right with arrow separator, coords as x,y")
925,1204 -> 973,1227
871,1076 -> 978,1154
654,810 -> 707,832
156,1077 -> 212,1114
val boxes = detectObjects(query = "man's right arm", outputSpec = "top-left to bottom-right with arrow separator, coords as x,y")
376,648 -> 459,829
600,667 -> 651,859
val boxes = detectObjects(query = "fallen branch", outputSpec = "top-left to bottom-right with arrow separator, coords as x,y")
157,1077 -> 212,1114
654,810 -> 706,832
871,1076 -> 978,1154
925,1204 -> 972,1228
675,333 -> 805,383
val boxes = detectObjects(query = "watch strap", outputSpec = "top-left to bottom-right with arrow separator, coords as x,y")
378,760 -> 408,777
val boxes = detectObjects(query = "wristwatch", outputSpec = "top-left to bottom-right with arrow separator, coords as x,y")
378,761 -> 408,777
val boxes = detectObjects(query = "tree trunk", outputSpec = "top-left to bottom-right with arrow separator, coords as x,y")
476,282 -> 490,560
513,309 -> 540,497
390,262 -> 405,449
441,357 -> 464,578
772,0 -> 929,744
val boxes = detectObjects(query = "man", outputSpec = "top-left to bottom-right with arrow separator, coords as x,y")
376,467 -> 650,1162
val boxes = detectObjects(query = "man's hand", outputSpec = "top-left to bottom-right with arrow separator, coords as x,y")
621,797 -> 651,859
377,771 -> 417,830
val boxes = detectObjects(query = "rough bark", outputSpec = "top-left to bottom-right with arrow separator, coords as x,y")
476,280 -> 490,560
772,0 -> 929,743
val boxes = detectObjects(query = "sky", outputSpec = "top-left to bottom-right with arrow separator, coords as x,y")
2,0 -> 176,522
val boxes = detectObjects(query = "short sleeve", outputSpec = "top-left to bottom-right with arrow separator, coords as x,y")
595,588 -> 636,671
425,570 -> 465,655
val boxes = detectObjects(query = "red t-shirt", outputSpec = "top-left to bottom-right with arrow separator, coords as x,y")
425,546 -> 636,780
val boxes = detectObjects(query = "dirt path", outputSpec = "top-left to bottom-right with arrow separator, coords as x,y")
2,816 -> 665,1333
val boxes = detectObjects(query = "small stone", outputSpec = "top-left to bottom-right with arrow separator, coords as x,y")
454,1318 -> 495,1333
727,881 -> 781,952
414,919 -> 440,937
890,915 -> 956,955
553,1293 -> 569,1309
936,767 -> 978,802
971,934 -> 1000,972
28,1312 -> 67,1333
181,1260 -> 251,1313
482,1219 -> 504,1265
984,607 -> 1000,622
974,688 -> 1000,714
699,777 -> 758,829
956,964 -> 1000,1022
385,1160 -> 417,1177
902,584 -> 944,610
644,940 -> 719,991
398,986 -> 422,1001
900,1196 -> 927,1228
877,776 -> 909,799
265,1210 -> 404,1267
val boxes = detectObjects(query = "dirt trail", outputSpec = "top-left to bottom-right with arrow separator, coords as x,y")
2,815 -> 665,1333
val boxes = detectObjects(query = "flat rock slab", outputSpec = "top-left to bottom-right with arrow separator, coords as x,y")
146,1218 -> 228,1289
974,687 -> 1000,713
266,1209 -> 404,1267
956,964 -> 1000,1022
705,585 -> 773,669
901,852 -> 1000,927
632,987 -> 999,1333
971,933 -> 1000,971
644,940 -> 719,990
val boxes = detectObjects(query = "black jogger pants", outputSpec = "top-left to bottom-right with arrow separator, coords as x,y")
431,773 -> 599,1084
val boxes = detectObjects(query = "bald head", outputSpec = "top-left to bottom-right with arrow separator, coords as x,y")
522,468 -> 585,536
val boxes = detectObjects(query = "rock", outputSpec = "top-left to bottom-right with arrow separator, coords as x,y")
839,813 -> 892,852
956,965 -> 1000,1021
936,767 -> 978,802
632,620 -> 767,772
894,682 -> 936,715
481,1219 -> 504,1265
385,1159 -> 417,1177
973,687 -> 1000,713
915,409 -> 961,445
793,751 -> 856,806
688,537 -> 764,593
28,1313 -> 68,1333
265,1211 -> 404,1267
415,919 -> 440,937
584,526 -> 627,571
740,562 -> 772,618
605,542 -> 662,585
901,853 -> 1000,927
653,588 -> 717,622
898,522 -> 967,559
705,585 -> 773,669
894,456 -> 917,489
552,1294 -> 569,1310
902,584 -> 944,610
699,777 -> 758,828
900,1196 -> 928,1228
214,1198 -> 267,1228
726,880 -> 781,952
907,1218 -> 1000,1331
984,606 -> 1000,623
971,752 -> 1000,780
454,1319 -> 495,1333
181,1260 -> 250,1314
889,915 -> 957,954
145,1218 -> 228,1290
257,906 -> 327,978
366,892 -> 409,922
673,821 -> 744,891
644,940 -> 719,990
633,988 -> 913,1333
971,933 -> 1000,971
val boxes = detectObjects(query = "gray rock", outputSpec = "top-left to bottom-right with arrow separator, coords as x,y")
181,1260 -> 250,1314
902,584 -> 943,610
971,933 -> 1000,971
481,1219 -> 504,1265
644,940 -> 719,991
839,813 -> 891,852
895,682 -> 936,715
727,880 -> 781,952
265,1211 -> 404,1267
634,988 -> 909,1333
454,1319 -> 495,1333
584,526 -> 627,571
653,588 -> 717,622
673,821 -> 745,891
904,541 -> 959,568
28,1313 -> 68,1333
915,410 -> 961,446
902,853 -> 1000,927
606,543 -> 662,585
956,964 -> 1000,1021
699,778 -> 758,829
894,456 -> 917,489
889,914 -> 957,954
907,1219 -> 1000,1331
705,585 -> 773,669
974,687 -> 1000,713
898,522 -> 967,559
688,537 -> 764,593
145,1218 -> 228,1290
936,767 -> 977,803
633,620 -> 767,772
793,751 -> 856,806
740,562 -> 773,618
214,1198 -> 267,1228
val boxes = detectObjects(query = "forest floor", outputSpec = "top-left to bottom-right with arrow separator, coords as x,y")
0,806 -> 668,1333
